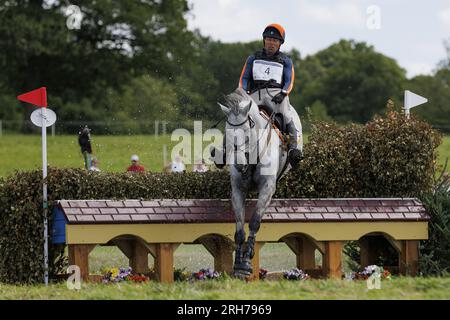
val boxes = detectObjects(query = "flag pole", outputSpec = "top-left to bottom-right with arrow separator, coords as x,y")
42,106 -> 49,286
17,87 -> 50,285
404,90 -> 410,119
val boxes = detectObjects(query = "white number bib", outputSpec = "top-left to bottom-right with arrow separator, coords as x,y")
252,60 -> 283,84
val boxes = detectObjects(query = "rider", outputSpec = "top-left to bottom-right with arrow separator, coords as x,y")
212,23 -> 303,169
240,23 -> 303,168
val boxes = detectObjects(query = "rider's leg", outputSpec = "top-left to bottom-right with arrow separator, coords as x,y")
285,121 -> 303,169
263,89 -> 303,168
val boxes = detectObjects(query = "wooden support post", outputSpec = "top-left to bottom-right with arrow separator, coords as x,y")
154,243 -> 175,283
113,239 -> 150,274
130,240 -> 150,274
215,247 -> 233,274
284,237 -> 317,270
251,242 -> 265,280
400,240 -> 419,276
359,238 -> 377,267
324,241 -> 342,279
299,238 -> 316,270
68,244 -> 96,281
199,236 -> 234,274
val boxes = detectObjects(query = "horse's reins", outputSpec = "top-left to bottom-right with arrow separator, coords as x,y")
257,111 -> 276,162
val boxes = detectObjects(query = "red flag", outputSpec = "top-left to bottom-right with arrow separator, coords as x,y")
17,87 -> 47,107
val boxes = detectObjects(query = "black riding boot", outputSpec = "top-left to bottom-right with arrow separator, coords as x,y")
286,121 -> 303,169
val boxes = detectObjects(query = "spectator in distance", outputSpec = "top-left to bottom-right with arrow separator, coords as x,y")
89,157 -> 101,172
170,154 -> 186,173
78,125 -> 93,170
193,159 -> 208,173
127,154 -> 145,172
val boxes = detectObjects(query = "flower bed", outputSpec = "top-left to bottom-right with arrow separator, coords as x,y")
190,268 -> 221,281
102,267 -> 150,283
283,268 -> 310,280
344,265 -> 392,281
101,266 -> 318,283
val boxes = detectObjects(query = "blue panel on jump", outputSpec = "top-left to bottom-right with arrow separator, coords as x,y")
52,207 -> 66,244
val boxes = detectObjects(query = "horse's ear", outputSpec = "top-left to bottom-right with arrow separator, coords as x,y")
243,100 -> 252,114
218,102 -> 230,115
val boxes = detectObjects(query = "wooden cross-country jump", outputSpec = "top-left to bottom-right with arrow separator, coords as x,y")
54,198 -> 429,283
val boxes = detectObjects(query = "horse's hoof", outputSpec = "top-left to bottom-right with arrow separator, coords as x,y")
232,268 -> 252,280
233,261 -> 253,276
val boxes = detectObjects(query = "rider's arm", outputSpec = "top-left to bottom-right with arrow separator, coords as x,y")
238,55 -> 255,91
282,56 -> 295,95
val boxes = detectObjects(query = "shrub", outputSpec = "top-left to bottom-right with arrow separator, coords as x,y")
419,170 -> 450,276
278,110 -> 441,198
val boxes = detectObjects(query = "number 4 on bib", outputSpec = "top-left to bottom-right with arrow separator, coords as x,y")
253,60 -> 283,84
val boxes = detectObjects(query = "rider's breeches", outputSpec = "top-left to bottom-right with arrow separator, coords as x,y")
250,88 -> 293,125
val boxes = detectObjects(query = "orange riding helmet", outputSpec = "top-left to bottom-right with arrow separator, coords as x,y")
262,23 -> 285,44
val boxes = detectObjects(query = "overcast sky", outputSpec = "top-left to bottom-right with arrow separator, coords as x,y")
186,0 -> 450,78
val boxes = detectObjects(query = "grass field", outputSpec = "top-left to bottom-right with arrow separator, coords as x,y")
0,276 -> 449,299
0,245 -> 447,300
0,134 -> 449,178
1,134 -> 184,177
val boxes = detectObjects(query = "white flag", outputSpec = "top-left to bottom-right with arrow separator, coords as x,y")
404,90 -> 428,110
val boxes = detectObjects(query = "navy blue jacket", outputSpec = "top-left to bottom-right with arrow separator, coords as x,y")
239,49 -> 295,94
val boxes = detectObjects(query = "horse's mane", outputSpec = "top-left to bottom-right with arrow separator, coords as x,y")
224,88 -> 250,115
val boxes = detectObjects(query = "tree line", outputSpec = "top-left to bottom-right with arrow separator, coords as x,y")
0,0 -> 449,134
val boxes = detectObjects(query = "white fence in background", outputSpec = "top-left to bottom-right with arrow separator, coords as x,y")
0,119 -> 223,136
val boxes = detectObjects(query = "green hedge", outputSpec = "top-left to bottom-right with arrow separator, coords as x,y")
0,110 -> 442,283
280,111 -> 441,198
419,175 -> 450,276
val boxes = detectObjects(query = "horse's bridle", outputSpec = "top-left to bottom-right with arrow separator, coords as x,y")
225,116 -> 254,174
226,116 -> 255,128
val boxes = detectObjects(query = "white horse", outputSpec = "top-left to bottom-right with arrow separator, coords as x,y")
216,87 -> 302,277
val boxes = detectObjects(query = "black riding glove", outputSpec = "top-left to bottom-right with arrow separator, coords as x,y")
272,91 -> 287,104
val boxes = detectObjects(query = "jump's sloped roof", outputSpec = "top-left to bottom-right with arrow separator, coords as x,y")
57,198 -> 430,225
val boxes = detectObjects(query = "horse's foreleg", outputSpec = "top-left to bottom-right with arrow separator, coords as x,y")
244,176 -> 276,260
231,177 -> 247,274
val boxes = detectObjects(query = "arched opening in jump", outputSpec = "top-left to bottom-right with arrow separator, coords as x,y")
192,233 -> 235,274
258,242 -> 297,272
92,234 -> 155,275
344,232 -> 400,274
278,232 -> 325,278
